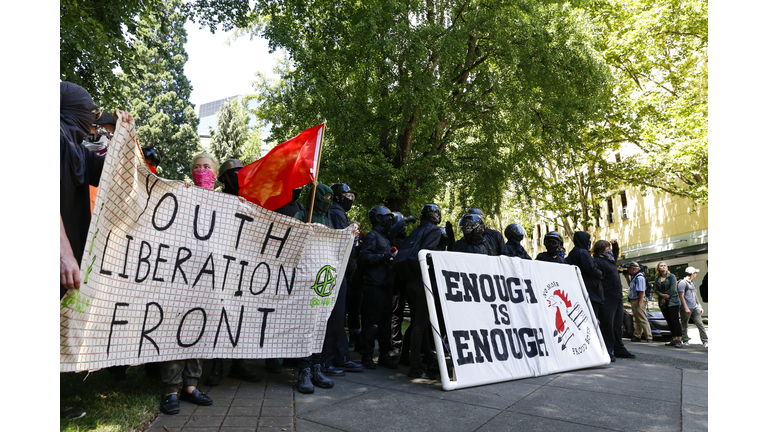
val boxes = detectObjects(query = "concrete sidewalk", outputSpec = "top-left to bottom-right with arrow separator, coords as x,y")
146,337 -> 707,432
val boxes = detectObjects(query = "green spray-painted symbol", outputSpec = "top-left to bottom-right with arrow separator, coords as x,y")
311,265 -> 337,297
61,291 -> 90,314
84,203 -> 104,284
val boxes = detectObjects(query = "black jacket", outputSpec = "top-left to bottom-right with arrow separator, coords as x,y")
452,238 -> 493,255
565,231 -> 604,303
485,229 -> 506,256
393,221 -> 442,280
328,202 -> 349,230
505,240 -> 532,260
358,225 -> 394,287
535,252 -> 566,264
594,243 -> 622,300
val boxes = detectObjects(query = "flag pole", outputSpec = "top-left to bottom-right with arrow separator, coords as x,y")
307,119 -> 327,223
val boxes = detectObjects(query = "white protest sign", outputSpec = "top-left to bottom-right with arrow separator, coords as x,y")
419,250 -> 610,390
60,115 -> 353,373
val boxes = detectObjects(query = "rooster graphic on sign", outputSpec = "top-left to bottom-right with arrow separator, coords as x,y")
547,289 -> 588,351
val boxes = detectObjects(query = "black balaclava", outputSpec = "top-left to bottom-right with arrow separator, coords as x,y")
545,242 -> 560,256
572,231 -> 592,251
61,82 -> 98,185
291,187 -> 301,203
222,169 -> 240,195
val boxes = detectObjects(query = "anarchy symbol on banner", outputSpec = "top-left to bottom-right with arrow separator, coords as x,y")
312,265 -> 337,297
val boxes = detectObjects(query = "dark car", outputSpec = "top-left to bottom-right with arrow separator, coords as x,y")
622,305 -> 670,338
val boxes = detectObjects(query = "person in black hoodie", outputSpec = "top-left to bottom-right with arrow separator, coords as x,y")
358,206 -> 399,369
466,208 -> 505,255
535,231 -> 567,264
388,212 -> 418,359
504,224 -> 532,259
565,231 -> 604,317
592,239 -> 636,361
320,183 -> 364,375
393,204 -> 444,379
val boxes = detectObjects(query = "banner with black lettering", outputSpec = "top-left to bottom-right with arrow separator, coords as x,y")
420,250 -> 610,390
60,114 -> 353,373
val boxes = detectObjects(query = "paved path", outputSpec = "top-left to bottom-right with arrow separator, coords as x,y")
146,334 -> 707,432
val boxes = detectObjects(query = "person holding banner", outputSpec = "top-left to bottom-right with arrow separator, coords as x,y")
565,232 -> 604,316
451,213 -> 494,255
293,183 -> 336,393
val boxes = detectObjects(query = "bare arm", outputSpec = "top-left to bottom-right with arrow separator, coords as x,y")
60,215 -> 80,291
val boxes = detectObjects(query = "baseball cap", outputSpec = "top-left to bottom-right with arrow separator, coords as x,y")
684,266 -> 700,274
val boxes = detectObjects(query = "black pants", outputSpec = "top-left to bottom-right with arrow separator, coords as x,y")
297,353 -> 321,370
321,277 -> 351,366
599,297 -> 621,352
405,278 -> 433,369
346,277 -> 363,330
359,284 -> 393,357
661,305 -> 683,337
391,277 -> 407,350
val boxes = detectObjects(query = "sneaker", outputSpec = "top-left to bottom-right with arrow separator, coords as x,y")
665,341 -> 676,346
614,350 -> 636,359
297,367 -> 314,394
61,403 -> 86,419
630,337 -> 641,342
674,340 -> 683,348
159,394 -> 180,415
683,341 -> 690,347
361,355 -> 376,370
703,342 -> 708,348
311,364 -> 334,389
408,367 -> 437,380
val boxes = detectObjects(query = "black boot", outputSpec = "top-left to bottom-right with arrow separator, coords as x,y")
297,367 -> 314,394
205,359 -> 224,386
265,358 -> 282,374
377,353 -> 398,369
361,354 -> 376,370
311,364 -> 334,389
229,359 -> 260,382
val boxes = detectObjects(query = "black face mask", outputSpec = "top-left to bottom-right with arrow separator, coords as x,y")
291,188 -> 301,203
340,198 -> 354,212
545,244 -> 560,255
463,228 -> 485,244
225,170 -> 240,192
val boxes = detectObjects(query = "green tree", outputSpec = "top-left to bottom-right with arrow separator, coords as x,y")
586,0 -> 708,203
243,0 -> 613,215
60,0 -> 167,107
209,98 -> 251,163
119,2 -> 201,181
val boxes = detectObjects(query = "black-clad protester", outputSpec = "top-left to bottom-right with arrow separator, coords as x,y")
320,183 -> 364,375
466,208 -> 505,255
565,231 -> 604,316
504,224 -> 532,259
450,214 -> 494,255
358,206 -> 399,369
292,183 -> 336,394
592,240 -> 636,361
60,82 -> 107,420
203,159 -> 262,386
388,211 -> 419,357
393,204 -> 444,379
535,231 -> 567,264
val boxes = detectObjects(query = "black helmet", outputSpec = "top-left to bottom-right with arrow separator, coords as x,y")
504,224 -> 526,242
368,205 -> 394,227
420,204 -> 441,224
218,159 -> 244,182
543,231 -> 563,248
330,183 -> 357,202
142,146 -> 160,165
459,214 -> 486,239
465,208 -> 485,217
392,211 -> 403,224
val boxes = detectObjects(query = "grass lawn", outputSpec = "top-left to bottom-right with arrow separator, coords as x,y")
60,365 -> 160,432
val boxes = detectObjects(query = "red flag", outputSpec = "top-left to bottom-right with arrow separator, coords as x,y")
238,123 -> 324,210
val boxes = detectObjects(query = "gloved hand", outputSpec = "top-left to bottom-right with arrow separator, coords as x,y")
446,221 -> 455,243
404,216 -> 418,224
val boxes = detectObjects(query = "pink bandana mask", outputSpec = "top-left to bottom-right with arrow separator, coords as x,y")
193,168 -> 216,190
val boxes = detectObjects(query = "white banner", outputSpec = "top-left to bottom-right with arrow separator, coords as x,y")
419,250 -> 610,390
60,115 -> 353,373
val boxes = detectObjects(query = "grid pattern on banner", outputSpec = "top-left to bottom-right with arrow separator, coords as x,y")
60,115 -> 354,372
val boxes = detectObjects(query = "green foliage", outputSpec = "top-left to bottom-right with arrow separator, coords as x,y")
209,98 -> 251,163
586,0 -> 708,204
118,1 -> 202,181
246,0 -> 614,216
60,0 -> 168,107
